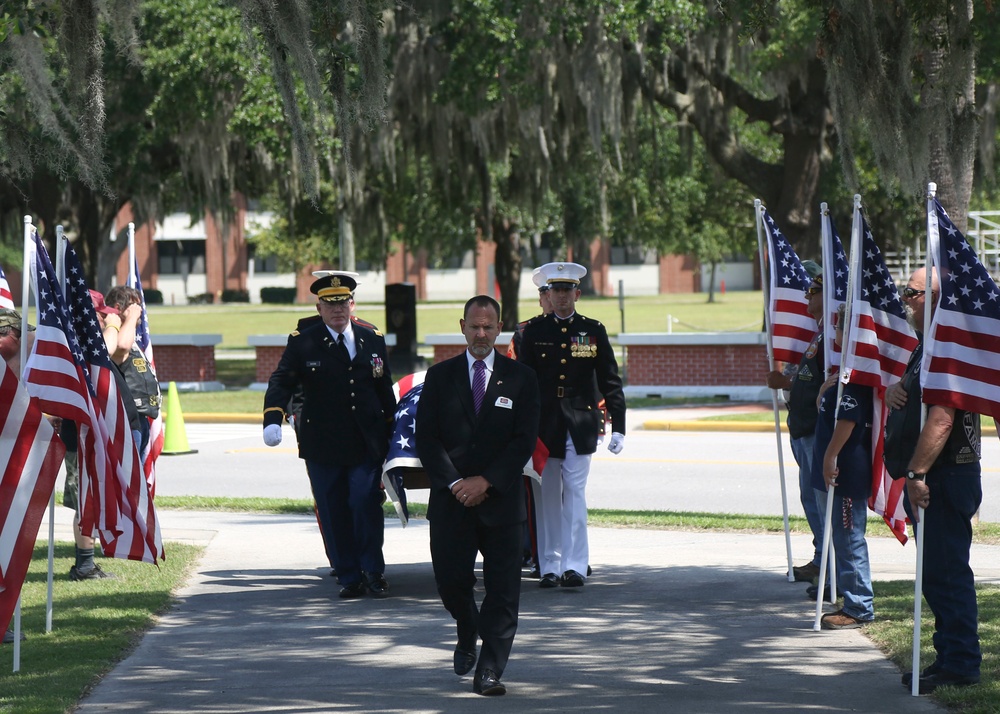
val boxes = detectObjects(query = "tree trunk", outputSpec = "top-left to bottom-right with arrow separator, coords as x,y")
493,215 -> 522,327
921,5 -> 977,232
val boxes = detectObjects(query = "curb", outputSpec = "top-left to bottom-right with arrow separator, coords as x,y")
168,412 -> 261,424
170,413 -> 1000,437
642,420 -> 1000,437
642,420 -> 785,433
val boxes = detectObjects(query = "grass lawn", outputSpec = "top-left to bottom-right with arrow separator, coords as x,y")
145,291 -> 765,350
0,542 -> 201,713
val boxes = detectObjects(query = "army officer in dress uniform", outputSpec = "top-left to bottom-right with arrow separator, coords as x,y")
262,274 -> 397,598
517,262 -> 626,588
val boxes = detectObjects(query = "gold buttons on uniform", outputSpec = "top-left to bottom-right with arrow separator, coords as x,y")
561,343 -> 567,348
559,374 -> 566,380
561,359 -> 566,364
561,327 -> 567,333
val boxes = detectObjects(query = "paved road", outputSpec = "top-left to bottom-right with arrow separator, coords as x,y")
139,413 -> 1000,523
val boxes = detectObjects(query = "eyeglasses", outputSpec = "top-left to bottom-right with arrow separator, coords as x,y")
901,286 -> 926,299
804,286 -> 822,297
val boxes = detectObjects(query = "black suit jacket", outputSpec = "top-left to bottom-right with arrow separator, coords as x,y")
263,321 -> 396,466
416,350 -> 540,527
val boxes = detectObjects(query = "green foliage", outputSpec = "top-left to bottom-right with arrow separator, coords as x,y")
260,287 -> 297,304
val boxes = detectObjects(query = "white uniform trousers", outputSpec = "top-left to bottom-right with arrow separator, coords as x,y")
538,435 -> 591,577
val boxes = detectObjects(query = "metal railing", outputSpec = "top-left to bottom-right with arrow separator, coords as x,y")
882,210 -> 1000,282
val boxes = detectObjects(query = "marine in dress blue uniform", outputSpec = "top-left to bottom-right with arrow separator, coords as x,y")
517,262 -> 626,587
262,274 -> 396,598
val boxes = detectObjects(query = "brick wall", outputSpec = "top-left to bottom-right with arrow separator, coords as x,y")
626,343 -> 769,386
154,345 -> 218,382
255,345 -> 285,382
152,335 -> 222,388
432,344 -> 469,363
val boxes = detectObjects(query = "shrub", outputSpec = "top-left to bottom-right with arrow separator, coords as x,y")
143,288 -> 164,305
260,287 -> 298,304
221,289 -> 250,303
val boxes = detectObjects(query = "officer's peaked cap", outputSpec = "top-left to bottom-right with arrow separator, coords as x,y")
537,262 -> 587,287
311,273 -> 357,302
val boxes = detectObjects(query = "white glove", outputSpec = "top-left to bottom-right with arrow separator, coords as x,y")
607,432 -> 624,455
263,424 -> 283,447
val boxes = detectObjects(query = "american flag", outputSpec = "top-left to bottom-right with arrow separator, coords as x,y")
921,198 -> 1000,419
0,357 -> 66,637
821,211 -> 849,371
761,206 -> 817,364
383,374 -> 426,524
843,214 -> 919,388
842,209 -> 918,544
129,257 -> 163,496
0,262 -> 13,309
27,236 -> 162,563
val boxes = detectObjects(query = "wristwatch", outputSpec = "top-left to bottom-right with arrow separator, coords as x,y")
906,470 -> 926,481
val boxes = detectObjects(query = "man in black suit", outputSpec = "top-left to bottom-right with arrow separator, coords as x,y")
262,274 -> 396,598
416,295 -> 540,696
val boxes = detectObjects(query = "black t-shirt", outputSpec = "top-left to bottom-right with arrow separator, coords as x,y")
787,332 -> 824,439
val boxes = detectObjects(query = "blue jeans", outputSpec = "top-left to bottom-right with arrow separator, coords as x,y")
903,465 -> 982,677
790,434 -> 823,565
814,488 -> 874,621
305,457 -> 385,586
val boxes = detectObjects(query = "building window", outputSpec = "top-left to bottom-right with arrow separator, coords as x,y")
157,241 -> 206,275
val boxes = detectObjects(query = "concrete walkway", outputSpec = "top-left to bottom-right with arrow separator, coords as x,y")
55,503 -> 992,713
43,403 -> 996,712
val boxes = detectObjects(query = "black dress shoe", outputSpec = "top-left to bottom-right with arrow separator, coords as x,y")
365,572 -> 389,597
917,669 -> 980,694
473,669 -> 506,696
539,572 -> 560,588
902,660 -> 943,687
338,582 -> 366,599
805,584 -> 841,600
453,646 -> 477,675
561,570 -> 585,587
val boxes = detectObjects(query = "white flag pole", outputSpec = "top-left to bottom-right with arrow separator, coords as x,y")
908,183 -> 937,695
13,215 -> 35,671
128,223 -> 136,287
813,202 -> 842,628
44,227 -> 68,634
755,199 -> 796,581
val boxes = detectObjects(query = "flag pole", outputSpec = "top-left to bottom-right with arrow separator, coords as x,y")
820,202 -> 837,602
43,227 -> 69,634
127,223 -> 136,287
908,183 -> 936,694
755,199 -> 795,581
13,215 -> 35,671
812,201 -> 847,628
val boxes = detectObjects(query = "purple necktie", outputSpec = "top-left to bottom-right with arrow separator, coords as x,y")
472,360 -> 486,414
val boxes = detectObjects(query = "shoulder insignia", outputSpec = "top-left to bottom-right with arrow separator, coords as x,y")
290,330 -> 300,337
374,329 -> 383,336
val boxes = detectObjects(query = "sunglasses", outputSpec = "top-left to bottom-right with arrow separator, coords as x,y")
900,286 -> 926,299
804,286 -> 822,297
